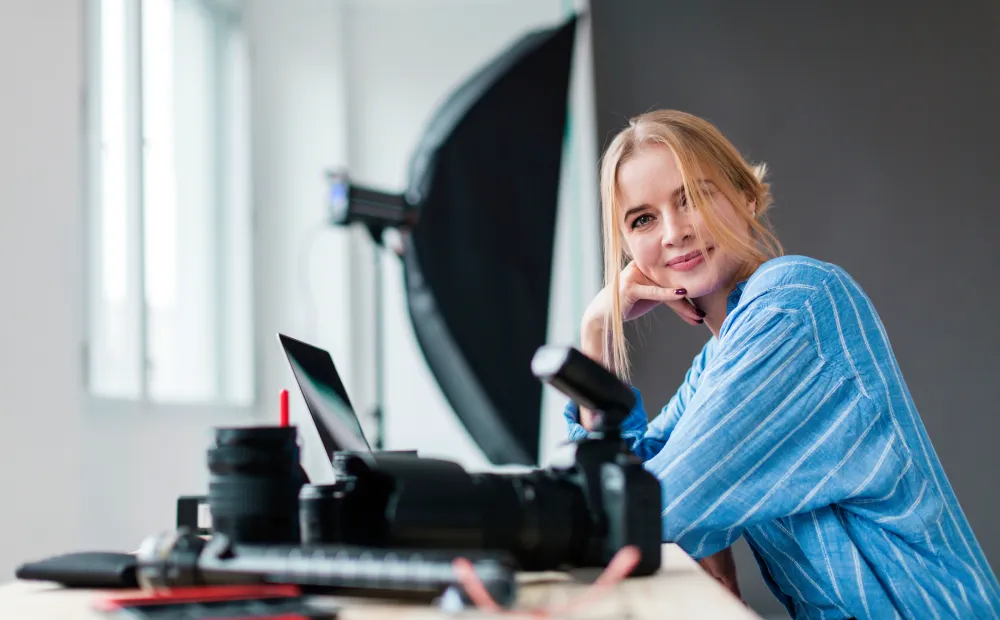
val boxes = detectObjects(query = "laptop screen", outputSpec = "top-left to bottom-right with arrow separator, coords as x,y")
277,333 -> 372,458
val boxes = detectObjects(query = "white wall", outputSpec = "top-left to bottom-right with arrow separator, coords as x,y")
0,0 -> 600,578
0,0 -> 85,578
538,0 -> 603,466
243,0 -> 360,483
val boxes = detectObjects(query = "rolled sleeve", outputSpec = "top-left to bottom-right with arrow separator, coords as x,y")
563,338 -> 716,462
563,386 -> 646,443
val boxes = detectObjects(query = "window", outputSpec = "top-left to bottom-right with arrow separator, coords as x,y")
84,0 -> 254,406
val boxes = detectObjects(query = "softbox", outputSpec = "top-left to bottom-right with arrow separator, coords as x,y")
402,16 -> 578,466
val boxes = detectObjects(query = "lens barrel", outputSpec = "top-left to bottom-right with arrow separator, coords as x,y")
334,453 -> 589,571
207,426 -> 304,544
299,480 -> 353,544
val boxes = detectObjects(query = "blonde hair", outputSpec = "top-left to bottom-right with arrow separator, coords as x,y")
599,110 -> 783,380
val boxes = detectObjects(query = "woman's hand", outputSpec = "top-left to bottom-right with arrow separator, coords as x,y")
698,547 -> 743,602
584,261 -> 704,330
580,261 -> 703,358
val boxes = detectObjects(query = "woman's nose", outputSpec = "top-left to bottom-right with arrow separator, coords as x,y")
660,211 -> 692,247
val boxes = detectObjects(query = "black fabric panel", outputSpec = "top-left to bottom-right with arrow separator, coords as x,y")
403,17 -> 578,465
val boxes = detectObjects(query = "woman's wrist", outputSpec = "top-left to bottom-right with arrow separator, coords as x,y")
577,309 -> 612,432
580,318 -> 607,366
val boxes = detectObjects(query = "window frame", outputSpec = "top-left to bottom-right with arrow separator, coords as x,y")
81,0 -> 259,415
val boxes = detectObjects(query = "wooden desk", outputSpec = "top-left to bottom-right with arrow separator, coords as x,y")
0,544 -> 761,619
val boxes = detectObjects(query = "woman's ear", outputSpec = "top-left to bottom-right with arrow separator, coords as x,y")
748,197 -> 757,218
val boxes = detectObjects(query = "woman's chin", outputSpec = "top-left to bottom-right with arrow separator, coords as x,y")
673,272 -> 726,300
649,262 -> 727,299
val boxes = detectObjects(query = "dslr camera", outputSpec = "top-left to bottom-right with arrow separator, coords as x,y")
295,345 -> 663,576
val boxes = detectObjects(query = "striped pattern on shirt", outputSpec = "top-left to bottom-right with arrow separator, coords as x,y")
565,255 -> 1000,619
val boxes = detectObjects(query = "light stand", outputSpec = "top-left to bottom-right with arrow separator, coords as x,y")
325,170 -> 415,451
371,231 -> 385,450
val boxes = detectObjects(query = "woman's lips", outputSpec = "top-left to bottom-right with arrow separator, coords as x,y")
667,248 -> 711,271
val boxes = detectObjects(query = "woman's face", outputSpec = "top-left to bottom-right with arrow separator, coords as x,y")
616,145 -> 750,300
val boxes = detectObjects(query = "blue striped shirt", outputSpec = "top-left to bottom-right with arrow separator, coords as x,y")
565,255 -> 1000,619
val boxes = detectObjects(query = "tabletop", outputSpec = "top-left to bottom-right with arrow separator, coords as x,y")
0,544 -> 762,619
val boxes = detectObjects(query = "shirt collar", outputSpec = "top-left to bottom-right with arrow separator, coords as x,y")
727,280 -> 748,314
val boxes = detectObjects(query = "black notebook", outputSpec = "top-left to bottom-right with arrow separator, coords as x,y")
16,551 -> 138,589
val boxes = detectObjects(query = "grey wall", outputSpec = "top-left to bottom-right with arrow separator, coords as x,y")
590,1 -> 1000,616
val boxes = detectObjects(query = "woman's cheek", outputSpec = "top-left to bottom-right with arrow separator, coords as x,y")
630,238 -> 660,271
636,247 -> 680,290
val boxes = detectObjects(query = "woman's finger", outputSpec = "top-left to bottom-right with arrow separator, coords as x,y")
621,268 -> 705,326
664,298 -> 705,325
630,284 -> 688,303
629,284 -> 703,325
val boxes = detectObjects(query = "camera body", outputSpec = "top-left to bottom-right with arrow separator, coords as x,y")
316,441 -> 662,575
297,346 -> 663,576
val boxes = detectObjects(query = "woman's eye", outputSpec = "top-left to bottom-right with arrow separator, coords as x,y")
631,214 -> 653,229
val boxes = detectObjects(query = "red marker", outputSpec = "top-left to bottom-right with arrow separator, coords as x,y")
279,389 -> 290,427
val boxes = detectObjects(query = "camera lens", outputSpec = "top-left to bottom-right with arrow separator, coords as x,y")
299,480 -> 352,544
473,470 -> 586,571
207,426 -> 304,544
334,453 -> 589,571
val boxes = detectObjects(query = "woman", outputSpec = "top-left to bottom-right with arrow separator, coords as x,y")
564,110 -> 999,619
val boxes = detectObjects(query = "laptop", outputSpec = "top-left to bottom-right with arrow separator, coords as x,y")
277,333 -> 373,460
175,334 -> 373,533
